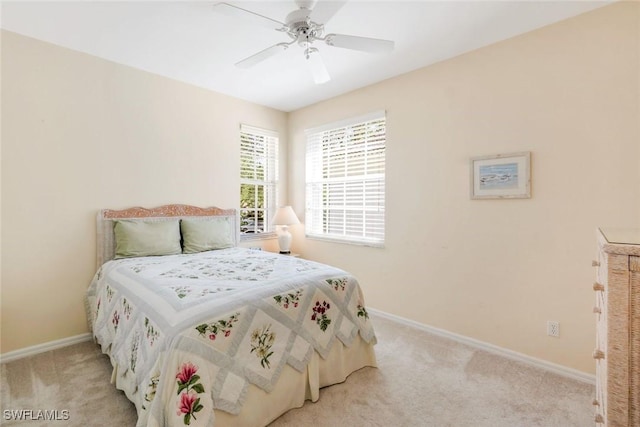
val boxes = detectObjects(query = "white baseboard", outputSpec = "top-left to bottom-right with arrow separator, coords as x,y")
369,308 -> 595,385
1,333 -> 93,364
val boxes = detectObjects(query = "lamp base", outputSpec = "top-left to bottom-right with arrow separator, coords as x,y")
277,226 -> 292,254
279,251 -> 291,254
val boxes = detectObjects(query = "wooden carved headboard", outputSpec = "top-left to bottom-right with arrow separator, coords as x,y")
96,204 -> 239,269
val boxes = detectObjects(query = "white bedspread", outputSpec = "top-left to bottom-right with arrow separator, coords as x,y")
86,248 -> 376,427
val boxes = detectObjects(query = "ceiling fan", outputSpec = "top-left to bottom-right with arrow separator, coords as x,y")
212,0 -> 395,84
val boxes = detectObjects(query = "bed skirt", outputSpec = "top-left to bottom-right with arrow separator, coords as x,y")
107,334 -> 377,427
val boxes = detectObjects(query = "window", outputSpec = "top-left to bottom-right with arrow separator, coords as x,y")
240,124 -> 278,237
305,111 -> 386,246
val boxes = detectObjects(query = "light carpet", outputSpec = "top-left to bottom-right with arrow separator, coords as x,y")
1,313 -> 594,426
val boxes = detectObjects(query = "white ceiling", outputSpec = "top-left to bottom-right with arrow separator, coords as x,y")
1,1 -> 610,112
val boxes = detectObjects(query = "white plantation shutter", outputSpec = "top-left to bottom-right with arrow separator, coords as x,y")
240,124 -> 278,235
305,111 -> 386,246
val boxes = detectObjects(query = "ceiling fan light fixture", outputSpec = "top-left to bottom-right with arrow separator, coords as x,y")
306,48 -> 330,85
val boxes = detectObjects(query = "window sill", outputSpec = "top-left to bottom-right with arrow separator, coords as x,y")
305,234 -> 385,248
240,232 -> 277,242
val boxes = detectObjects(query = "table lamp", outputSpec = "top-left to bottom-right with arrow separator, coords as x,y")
272,206 -> 300,254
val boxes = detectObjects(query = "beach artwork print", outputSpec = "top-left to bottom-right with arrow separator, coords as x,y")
470,152 -> 530,199
478,163 -> 518,189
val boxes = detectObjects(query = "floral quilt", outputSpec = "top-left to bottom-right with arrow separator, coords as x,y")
86,247 -> 376,427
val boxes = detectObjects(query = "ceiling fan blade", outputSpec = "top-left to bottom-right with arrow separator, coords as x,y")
325,33 -> 394,53
212,2 -> 285,30
235,43 -> 289,68
307,49 -> 331,84
309,1 -> 348,25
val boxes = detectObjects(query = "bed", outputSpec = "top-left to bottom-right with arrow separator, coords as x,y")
86,205 -> 377,427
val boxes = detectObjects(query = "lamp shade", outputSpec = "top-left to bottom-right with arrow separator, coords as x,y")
272,206 -> 300,226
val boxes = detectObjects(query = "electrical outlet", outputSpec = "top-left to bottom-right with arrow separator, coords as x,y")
547,321 -> 560,337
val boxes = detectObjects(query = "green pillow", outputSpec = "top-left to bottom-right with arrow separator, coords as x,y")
181,217 -> 234,254
114,220 -> 181,259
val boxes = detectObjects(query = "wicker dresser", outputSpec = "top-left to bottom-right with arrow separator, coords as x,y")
593,228 -> 640,426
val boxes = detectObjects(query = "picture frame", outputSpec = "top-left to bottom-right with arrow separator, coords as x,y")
470,151 -> 531,199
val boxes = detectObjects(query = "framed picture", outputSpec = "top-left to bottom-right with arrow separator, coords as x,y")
470,152 -> 531,199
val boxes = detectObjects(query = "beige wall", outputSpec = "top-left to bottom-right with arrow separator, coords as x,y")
0,31 -> 286,353
288,2 -> 639,373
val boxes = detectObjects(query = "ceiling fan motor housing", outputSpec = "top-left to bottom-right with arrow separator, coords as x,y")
285,9 -> 323,45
